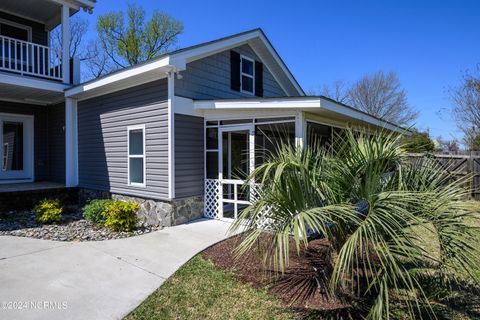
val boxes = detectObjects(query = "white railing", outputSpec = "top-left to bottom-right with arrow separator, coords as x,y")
0,35 -> 62,81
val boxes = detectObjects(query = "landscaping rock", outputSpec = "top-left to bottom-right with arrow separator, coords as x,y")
0,208 -> 162,242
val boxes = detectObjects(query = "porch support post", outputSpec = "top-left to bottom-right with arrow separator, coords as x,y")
61,4 -> 71,84
295,111 -> 306,148
167,71 -> 175,199
65,98 -> 78,187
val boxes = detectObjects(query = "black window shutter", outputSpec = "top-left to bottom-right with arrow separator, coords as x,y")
230,51 -> 241,91
255,61 -> 264,97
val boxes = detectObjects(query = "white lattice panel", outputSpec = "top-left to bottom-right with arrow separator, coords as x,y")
204,179 -> 220,218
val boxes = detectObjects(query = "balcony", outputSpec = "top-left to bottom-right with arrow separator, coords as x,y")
0,35 -> 62,81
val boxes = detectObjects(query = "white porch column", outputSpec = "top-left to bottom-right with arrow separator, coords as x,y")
65,98 -> 78,187
61,4 -> 71,84
295,111 -> 306,148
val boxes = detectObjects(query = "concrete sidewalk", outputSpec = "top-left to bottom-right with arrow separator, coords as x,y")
0,218 -> 232,320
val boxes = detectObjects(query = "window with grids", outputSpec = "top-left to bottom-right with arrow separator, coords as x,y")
240,56 -> 254,94
128,126 -> 145,187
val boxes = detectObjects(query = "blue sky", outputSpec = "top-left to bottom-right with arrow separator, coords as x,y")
81,0 -> 480,141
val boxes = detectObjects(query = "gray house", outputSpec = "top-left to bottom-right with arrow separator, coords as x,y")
0,1 -> 406,225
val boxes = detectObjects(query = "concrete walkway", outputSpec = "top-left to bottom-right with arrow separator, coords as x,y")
0,218 -> 232,320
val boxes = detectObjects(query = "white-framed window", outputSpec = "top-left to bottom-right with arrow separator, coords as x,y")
240,55 -> 255,94
0,18 -> 32,42
2,142 -> 8,171
127,125 -> 146,187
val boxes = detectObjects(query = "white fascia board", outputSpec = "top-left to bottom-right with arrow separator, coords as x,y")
65,57 -> 178,98
46,0 -> 95,10
202,108 -> 298,120
257,33 -> 305,96
46,0 -> 80,10
73,0 -> 96,8
0,73 -> 69,92
172,32 -> 260,63
174,96 -> 203,117
319,98 -> 408,134
195,97 -> 406,133
194,98 -> 321,110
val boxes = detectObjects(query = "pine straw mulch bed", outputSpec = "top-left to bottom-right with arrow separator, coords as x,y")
201,234 -> 362,319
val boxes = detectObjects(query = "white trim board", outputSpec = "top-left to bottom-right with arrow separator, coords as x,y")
127,124 -> 147,188
65,57 -> 174,99
194,97 -> 408,134
64,29 -> 304,100
0,73 -> 70,92
0,18 -> 33,42
240,54 -> 255,95
65,98 -> 78,187
0,113 -> 34,183
167,72 -> 175,199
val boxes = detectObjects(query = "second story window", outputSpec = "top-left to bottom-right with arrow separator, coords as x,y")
230,50 -> 264,97
0,19 -> 31,42
240,56 -> 254,94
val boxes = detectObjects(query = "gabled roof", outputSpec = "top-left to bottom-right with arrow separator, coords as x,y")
65,28 -> 304,100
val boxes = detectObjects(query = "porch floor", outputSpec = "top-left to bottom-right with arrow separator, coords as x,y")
0,181 -> 65,193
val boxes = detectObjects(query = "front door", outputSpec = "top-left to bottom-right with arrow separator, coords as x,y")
0,114 -> 34,182
218,125 -> 254,219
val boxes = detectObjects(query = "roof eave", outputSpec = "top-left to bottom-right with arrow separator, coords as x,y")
194,97 -> 408,134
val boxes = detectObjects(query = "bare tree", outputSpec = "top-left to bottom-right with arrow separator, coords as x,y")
316,80 -> 350,104
315,71 -> 418,127
348,71 -> 418,126
436,136 -> 460,153
83,40 -> 114,80
50,16 -> 89,59
51,16 -> 97,81
451,66 -> 480,146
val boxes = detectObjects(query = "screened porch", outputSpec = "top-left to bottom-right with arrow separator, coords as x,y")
202,114 -> 340,220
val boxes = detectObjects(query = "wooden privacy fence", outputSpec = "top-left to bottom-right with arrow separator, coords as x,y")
407,153 -> 480,200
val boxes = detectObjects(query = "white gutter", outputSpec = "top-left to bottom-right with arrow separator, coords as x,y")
65,57 -> 176,99
194,98 -> 408,134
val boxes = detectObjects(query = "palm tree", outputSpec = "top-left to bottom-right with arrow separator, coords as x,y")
230,128 -> 480,319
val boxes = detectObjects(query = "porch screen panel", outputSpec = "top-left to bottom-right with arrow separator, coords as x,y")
2,121 -> 23,171
306,122 -> 332,148
255,122 -> 295,167
206,127 -> 219,179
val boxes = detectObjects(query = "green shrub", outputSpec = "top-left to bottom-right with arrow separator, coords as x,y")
34,199 -> 63,224
103,200 -> 139,232
82,199 -> 114,224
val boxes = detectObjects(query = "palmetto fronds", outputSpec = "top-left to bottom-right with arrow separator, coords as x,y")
229,128 -> 480,319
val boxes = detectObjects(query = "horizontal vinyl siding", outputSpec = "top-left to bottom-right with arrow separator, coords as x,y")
0,12 -> 48,46
0,101 -> 49,180
175,114 -> 204,198
47,103 -> 65,184
78,79 -> 169,200
175,44 -> 286,99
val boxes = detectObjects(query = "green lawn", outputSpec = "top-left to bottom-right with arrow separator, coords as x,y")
125,255 -> 293,320
126,203 -> 480,320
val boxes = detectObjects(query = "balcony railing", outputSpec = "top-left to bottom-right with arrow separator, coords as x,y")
0,35 -> 62,81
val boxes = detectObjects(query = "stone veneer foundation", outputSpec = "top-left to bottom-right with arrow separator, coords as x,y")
78,188 -> 204,227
